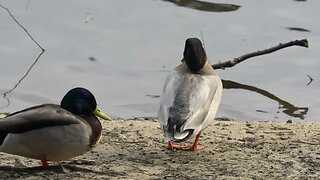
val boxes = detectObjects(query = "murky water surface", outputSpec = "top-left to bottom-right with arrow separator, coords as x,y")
0,0 -> 319,121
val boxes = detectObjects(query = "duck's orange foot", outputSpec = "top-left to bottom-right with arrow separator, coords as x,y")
185,144 -> 206,151
165,141 -> 189,150
41,159 -> 49,166
165,141 -> 206,151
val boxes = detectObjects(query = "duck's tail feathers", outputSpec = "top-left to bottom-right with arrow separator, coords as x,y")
164,119 -> 194,142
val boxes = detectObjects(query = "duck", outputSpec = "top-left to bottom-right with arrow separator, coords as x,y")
158,38 -> 223,151
0,87 -> 111,166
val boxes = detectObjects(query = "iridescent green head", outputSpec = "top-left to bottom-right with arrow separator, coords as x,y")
60,87 -> 111,120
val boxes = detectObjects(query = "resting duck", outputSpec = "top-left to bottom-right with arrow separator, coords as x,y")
0,87 -> 111,166
158,38 -> 223,150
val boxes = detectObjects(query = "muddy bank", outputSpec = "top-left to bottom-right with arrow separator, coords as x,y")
0,116 -> 319,179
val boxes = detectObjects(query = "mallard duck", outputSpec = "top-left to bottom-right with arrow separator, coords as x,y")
0,87 -> 111,166
158,38 -> 223,151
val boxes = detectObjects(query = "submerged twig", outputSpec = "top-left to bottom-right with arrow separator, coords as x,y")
0,4 -> 45,108
212,39 -> 309,69
307,74 -> 313,86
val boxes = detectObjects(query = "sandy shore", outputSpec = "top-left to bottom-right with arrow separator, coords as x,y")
0,115 -> 319,179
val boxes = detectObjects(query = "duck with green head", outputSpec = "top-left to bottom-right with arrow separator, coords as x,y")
0,87 -> 111,166
158,38 -> 223,151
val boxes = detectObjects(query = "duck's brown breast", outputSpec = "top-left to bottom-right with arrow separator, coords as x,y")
82,116 -> 102,148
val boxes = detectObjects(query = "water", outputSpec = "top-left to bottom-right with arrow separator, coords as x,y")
0,0 -> 319,121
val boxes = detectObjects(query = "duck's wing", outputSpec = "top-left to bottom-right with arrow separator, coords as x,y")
181,75 -> 222,132
0,104 -> 80,134
158,70 -> 184,129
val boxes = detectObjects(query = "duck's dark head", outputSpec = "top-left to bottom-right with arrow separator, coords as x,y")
60,87 -> 111,120
183,38 -> 207,73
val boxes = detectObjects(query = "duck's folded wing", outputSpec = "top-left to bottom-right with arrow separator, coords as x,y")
158,71 -> 184,128
181,75 -> 222,131
0,104 -> 80,133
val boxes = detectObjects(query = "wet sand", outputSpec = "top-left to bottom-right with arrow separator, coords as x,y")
0,116 -> 319,179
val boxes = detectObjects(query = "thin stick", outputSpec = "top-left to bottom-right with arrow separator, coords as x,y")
200,31 -> 206,52
201,30 -> 210,63
0,4 -> 45,108
212,39 -> 309,69
295,140 -> 319,145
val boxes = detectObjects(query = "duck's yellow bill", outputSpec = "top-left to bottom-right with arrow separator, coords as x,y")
94,106 -> 112,121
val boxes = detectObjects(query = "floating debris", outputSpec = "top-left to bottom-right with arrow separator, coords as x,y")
256,110 -> 268,113
88,57 -> 97,61
286,27 -> 310,32
146,94 -> 160,98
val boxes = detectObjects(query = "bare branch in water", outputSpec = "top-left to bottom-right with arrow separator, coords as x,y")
212,39 -> 309,69
0,4 -> 45,108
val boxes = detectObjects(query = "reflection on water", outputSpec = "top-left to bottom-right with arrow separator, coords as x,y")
222,80 -> 308,120
0,3 -> 45,109
163,0 -> 240,12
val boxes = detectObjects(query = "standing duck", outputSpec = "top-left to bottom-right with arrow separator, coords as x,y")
158,38 -> 222,151
0,87 -> 111,166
